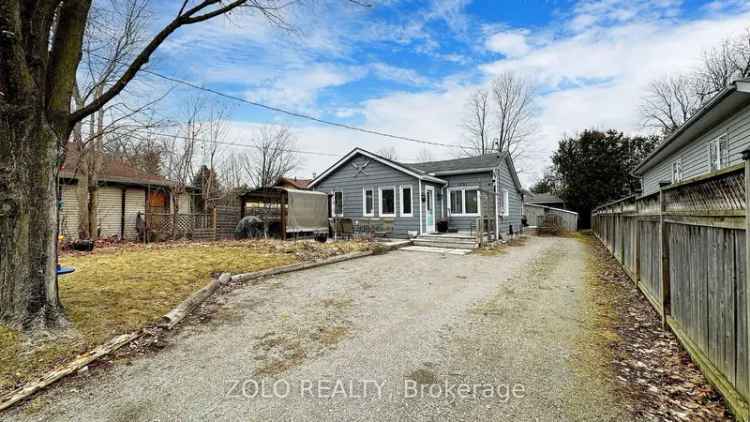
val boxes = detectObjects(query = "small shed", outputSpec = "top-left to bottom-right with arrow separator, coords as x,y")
524,203 -> 579,232
239,187 -> 329,239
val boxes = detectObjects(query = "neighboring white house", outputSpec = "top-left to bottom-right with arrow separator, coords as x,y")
634,78 -> 750,194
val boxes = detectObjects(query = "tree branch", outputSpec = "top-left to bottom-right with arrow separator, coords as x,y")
46,0 -> 92,134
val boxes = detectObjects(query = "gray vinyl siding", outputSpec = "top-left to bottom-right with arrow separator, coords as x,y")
497,159 -> 523,235
314,153 -> 422,237
642,102 -> 750,195
438,156 -> 522,236
442,172 -> 494,232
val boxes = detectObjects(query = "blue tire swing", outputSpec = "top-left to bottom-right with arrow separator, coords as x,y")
56,176 -> 75,277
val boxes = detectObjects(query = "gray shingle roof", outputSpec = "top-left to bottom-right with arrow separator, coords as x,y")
406,152 -> 507,174
526,193 -> 564,204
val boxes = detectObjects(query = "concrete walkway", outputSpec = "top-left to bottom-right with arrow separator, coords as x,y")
7,236 -> 627,421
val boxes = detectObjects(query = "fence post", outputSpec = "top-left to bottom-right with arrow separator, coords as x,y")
634,199 -> 641,287
659,181 -> 671,326
743,148 -> 750,398
212,207 -> 218,241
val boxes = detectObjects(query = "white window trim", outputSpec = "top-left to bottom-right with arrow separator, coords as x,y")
447,186 -> 480,217
502,189 -> 510,217
709,134 -> 728,172
333,191 -> 344,217
362,187 -> 374,217
672,159 -> 682,183
399,185 -> 413,217
379,186 -> 396,217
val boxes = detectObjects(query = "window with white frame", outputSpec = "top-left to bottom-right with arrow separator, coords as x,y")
502,189 -> 510,217
400,185 -> 413,217
379,187 -> 396,216
708,135 -> 729,172
671,159 -> 682,183
363,188 -> 374,216
448,187 -> 480,216
333,191 -> 344,216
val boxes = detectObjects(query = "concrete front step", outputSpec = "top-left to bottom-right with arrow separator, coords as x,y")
413,239 -> 477,250
418,233 -> 476,241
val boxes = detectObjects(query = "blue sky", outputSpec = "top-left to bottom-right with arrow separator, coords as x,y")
137,0 -> 750,185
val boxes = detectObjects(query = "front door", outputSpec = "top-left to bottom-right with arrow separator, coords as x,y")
425,186 -> 436,233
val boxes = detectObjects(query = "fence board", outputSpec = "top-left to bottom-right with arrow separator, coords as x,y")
737,233 -> 749,398
592,164 -> 749,416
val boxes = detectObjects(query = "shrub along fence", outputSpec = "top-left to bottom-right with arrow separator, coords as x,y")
592,154 -> 750,421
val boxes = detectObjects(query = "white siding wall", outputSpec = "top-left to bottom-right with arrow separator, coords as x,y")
97,186 -> 122,238
642,102 -> 750,195
124,188 -> 145,240
60,183 -> 80,241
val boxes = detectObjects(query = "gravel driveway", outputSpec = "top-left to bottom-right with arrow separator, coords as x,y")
8,236 -> 627,421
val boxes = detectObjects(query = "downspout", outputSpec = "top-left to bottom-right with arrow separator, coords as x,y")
494,168 -> 500,241
418,179 -> 423,235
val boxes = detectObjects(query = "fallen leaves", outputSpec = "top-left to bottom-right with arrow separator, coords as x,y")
584,235 -> 732,421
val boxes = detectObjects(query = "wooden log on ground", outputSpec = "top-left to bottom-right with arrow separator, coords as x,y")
0,331 -> 142,412
160,272 -> 231,330
230,251 -> 374,283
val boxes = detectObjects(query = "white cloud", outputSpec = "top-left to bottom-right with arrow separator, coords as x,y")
485,30 -> 531,57
369,63 -> 429,85
245,64 -> 366,110
477,6 -> 750,185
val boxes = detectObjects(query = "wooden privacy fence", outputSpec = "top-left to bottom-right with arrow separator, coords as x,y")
145,206 -> 241,242
592,158 -> 750,420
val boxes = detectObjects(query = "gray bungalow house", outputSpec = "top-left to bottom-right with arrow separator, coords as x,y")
634,78 -> 750,194
308,147 -> 524,239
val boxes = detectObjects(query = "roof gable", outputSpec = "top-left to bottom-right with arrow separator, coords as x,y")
309,148 -> 447,187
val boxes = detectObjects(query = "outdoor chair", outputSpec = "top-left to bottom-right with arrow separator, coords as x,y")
339,218 -> 354,239
373,219 -> 394,238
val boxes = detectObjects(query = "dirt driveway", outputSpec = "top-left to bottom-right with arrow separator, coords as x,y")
8,236 -> 628,421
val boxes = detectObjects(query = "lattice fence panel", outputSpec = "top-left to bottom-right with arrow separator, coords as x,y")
664,167 -> 745,213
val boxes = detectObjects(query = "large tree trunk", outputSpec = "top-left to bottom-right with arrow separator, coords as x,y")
0,109 -> 66,331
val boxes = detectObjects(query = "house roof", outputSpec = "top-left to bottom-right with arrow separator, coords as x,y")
634,78 -> 750,175
526,193 -> 564,205
309,148 -> 448,187
309,147 -> 525,193
275,176 -> 311,190
406,153 -> 506,175
525,203 -> 578,215
60,149 -> 175,188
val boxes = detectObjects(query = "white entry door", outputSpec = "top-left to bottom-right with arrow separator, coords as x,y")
425,186 -> 436,232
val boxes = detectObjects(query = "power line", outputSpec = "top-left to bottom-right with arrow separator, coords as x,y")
127,129 -> 339,157
137,67 -> 461,149
79,48 -> 463,150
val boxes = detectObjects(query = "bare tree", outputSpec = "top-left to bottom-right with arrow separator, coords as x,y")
218,154 -> 248,192
376,146 -> 399,161
491,72 -> 537,160
461,88 -> 491,155
641,29 -> 750,136
69,0 -> 154,240
695,29 -> 750,100
193,104 -> 228,212
1,0 -> 363,331
244,126 -> 300,188
415,148 -> 434,162
640,75 -> 702,136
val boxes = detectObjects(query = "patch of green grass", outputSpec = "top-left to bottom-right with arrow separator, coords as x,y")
0,240 -> 372,394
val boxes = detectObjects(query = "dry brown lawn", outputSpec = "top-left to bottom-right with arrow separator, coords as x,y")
0,239 -> 372,395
